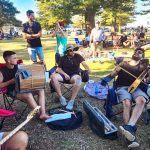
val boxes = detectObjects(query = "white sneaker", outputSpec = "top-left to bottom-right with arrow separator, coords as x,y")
66,100 -> 74,110
59,96 -> 67,106
128,141 -> 139,148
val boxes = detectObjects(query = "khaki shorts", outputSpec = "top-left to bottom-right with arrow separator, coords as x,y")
91,41 -> 103,52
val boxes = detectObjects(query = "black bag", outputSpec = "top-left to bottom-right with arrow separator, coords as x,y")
46,107 -> 83,130
80,70 -> 89,82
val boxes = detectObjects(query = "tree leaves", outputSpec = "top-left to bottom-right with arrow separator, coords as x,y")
0,0 -> 21,27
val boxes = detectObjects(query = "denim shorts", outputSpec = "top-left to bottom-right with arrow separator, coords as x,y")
28,47 -> 44,62
116,86 -> 149,102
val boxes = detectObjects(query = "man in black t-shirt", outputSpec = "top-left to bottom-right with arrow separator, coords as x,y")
101,48 -> 149,148
0,51 -> 50,120
22,10 -> 44,64
51,44 -> 90,110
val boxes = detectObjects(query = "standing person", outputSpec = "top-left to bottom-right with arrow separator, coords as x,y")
22,10 -> 45,65
112,32 -> 119,51
90,21 -> 105,63
51,22 -> 68,65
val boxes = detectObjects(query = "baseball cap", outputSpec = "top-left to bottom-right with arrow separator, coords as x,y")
58,21 -> 64,27
26,10 -> 34,16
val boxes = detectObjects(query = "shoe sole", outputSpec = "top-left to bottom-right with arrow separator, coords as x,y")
119,126 -> 135,141
128,142 -> 139,148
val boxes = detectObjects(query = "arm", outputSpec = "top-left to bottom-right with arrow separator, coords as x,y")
56,67 -> 70,80
0,72 -> 15,88
57,23 -> 67,37
22,32 -> 34,40
81,61 -> 91,73
31,31 -> 42,38
50,29 -> 56,37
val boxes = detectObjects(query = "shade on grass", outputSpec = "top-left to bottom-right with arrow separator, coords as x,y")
0,35 -> 150,79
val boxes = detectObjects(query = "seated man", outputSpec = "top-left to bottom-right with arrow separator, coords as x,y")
102,48 -> 149,148
1,131 -> 28,150
0,51 -> 50,120
51,44 -> 90,110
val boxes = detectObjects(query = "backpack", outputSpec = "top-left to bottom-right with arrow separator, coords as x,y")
46,106 -> 83,130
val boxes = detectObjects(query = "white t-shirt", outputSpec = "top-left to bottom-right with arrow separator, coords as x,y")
90,28 -> 104,42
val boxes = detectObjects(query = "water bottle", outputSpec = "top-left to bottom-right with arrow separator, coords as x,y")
95,85 -> 99,95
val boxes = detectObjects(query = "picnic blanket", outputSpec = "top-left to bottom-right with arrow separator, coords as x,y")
84,80 -> 109,100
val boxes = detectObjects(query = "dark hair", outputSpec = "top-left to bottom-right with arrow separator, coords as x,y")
134,47 -> 145,57
26,10 -> 34,16
3,51 -> 16,59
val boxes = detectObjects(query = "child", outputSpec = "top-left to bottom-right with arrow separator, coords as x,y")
112,32 -> 119,51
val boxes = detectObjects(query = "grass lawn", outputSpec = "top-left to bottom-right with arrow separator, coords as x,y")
1,36 -> 150,150
1,35 -> 150,78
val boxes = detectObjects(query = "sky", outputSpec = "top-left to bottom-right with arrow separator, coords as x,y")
10,0 -> 150,27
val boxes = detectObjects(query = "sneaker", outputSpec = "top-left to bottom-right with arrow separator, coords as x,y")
119,125 -> 137,141
59,96 -> 67,106
128,140 -> 139,148
66,100 -> 74,110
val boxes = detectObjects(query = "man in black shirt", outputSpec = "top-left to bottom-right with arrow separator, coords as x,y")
51,44 -> 90,110
22,10 -> 44,64
0,51 -> 50,120
102,48 -> 149,148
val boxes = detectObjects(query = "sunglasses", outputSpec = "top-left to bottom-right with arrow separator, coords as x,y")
135,50 -> 143,54
68,49 -> 74,52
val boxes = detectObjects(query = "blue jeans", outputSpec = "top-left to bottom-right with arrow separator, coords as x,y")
28,47 -> 44,62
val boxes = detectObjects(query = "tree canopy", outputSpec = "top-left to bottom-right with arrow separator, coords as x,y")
141,0 -> 150,14
36,0 -> 136,32
0,0 -> 21,28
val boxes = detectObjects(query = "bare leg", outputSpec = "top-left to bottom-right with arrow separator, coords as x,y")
50,73 -> 64,97
36,89 -> 50,120
70,75 -> 81,100
128,96 -> 146,125
16,93 -> 37,109
122,99 -> 132,124
91,42 -> 97,60
2,131 -> 28,150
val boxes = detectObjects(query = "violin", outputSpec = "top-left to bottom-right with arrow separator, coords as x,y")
128,65 -> 150,93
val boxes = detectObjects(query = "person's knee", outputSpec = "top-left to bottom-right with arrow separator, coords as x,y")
16,131 -> 28,145
123,100 -> 131,109
74,76 -> 82,86
51,74 -> 58,82
136,96 -> 146,106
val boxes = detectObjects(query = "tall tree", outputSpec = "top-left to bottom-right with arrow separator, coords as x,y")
0,0 -> 21,27
36,0 -> 104,31
36,0 -> 136,32
100,0 -> 136,32
141,0 -> 150,14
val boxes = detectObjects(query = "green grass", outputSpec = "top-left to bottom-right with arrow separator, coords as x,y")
0,35 -> 150,79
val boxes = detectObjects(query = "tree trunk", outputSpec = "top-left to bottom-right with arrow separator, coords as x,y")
112,12 -> 118,32
85,8 -> 96,33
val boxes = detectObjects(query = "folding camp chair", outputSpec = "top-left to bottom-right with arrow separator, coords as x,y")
0,60 -> 28,128
104,78 -> 150,125
49,67 -> 88,104
75,38 -> 82,45
104,57 -> 150,124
